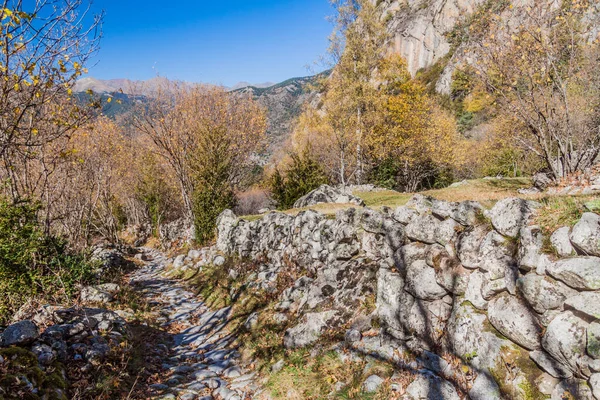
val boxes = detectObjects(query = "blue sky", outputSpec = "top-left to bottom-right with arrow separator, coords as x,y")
87,0 -> 334,86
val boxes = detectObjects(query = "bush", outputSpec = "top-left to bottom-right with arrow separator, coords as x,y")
234,188 -> 272,216
269,149 -> 329,210
192,181 -> 236,245
0,199 -> 95,324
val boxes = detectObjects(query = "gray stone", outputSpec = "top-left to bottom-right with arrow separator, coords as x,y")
551,227 -> 575,257
80,285 -> 115,304
571,213 -> 600,256
393,206 -> 418,225
478,231 -> 515,280
588,322 -> 600,359
550,378 -> 594,400
405,214 -> 441,244
0,320 -> 39,346
565,292 -> 600,320
488,197 -> 539,238
293,184 -> 365,208
283,311 -> 337,348
547,257 -> 600,290
362,375 -> 384,393
405,260 -> 447,300
517,274 -> 576,314
377,268 -> 412,339
488,294 -> 542,350
345,329 -> 362,343
405,372 -> 460,400
469,373 -> 501,400
432,255 -> 470,296
457,225 -> 489,269
542,311 -> 589,375
590,373 -> 600,399
213,255 -> 225,266
271,359 -> 285,373
530,350 -> 573,378
464,270 -> 489,310
518,226 -> 545,272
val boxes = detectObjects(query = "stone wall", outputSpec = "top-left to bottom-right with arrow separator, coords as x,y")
216,195 -> 600,399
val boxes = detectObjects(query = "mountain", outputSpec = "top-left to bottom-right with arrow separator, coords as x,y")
229,81 -> 276,91
233,73 -> 328,152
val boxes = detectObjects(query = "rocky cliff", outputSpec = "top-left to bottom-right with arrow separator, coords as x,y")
214,195 -> 600,399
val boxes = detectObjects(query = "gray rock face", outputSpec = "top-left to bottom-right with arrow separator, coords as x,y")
293,185 -> 365,208
570,212 -> 600,256
551,227 -> 575,257
547,257 -> 600,290
283,311 -> 337,349
488,198 -> 539,238
542,311 -> 589,375
0,320 -> 39,346
488,294 -> 541,350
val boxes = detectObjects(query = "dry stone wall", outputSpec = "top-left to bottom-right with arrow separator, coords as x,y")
216,194 -> 600,399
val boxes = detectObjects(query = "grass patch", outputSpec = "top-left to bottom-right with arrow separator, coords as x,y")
535,195 -> 598,242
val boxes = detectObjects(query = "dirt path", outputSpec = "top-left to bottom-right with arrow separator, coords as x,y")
127,248 -> 259,400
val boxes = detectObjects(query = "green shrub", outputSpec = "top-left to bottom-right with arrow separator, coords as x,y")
192,180 -> 236,245
0,199 -> 95,324
269,149 -> 329,210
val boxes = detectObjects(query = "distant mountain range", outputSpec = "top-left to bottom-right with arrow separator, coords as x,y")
75,72 -> 329,154
74,77 -> 276,94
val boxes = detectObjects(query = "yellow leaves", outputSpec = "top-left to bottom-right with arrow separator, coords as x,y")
106,97 -> 112,103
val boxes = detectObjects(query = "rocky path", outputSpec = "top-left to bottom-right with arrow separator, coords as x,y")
128,248 -> 260,400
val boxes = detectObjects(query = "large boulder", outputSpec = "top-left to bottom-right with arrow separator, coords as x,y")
293,185 -> 365,208
487,198 -> 539,238
546,257 -> 600,290
488,294 -> 542,350
570,212 -> 600,256
0,320 -> 39,346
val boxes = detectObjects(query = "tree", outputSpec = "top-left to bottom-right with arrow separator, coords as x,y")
269,147 -> 329,209
467,0 -> 600,180
132,82 -> 267,242
319,0 -> 390,185
0,1 -> 102,234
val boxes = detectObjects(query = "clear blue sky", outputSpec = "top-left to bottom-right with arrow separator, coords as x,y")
87,0 -> 334,86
